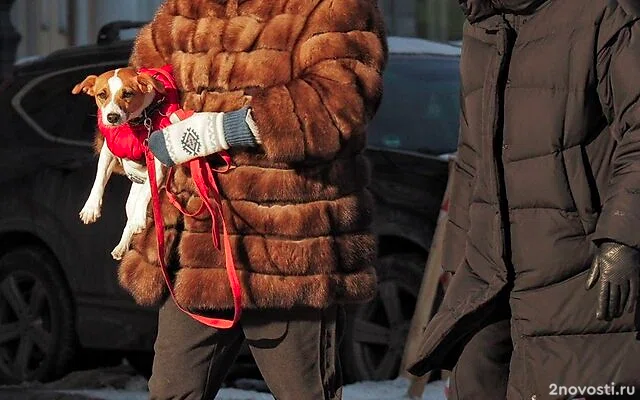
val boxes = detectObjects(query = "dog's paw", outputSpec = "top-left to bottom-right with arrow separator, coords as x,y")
79,202 -> 101,224
111,243 -> 128,260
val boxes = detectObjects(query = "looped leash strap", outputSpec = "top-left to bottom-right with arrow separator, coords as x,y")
146,150 -> 242,329
164,153 -> 234,250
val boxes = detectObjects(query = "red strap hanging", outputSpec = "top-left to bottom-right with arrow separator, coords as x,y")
145,137 -> 241,329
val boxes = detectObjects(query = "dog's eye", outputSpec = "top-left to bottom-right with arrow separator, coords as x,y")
122,91 -> 134,99
97,91 -> 107,100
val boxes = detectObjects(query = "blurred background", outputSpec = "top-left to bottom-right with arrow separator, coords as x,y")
0,1 -> 463,398
3,0 -> 464,69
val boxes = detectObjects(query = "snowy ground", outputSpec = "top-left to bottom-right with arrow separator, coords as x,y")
61,378 -> 447,400
0,364 -> 447,400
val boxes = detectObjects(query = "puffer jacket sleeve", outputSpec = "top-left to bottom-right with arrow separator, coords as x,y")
248,0 -> 387,163
593,4 -> 640,249
441,106 -> 475,274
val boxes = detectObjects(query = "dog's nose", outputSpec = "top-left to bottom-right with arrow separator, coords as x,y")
107,113 -> 120,124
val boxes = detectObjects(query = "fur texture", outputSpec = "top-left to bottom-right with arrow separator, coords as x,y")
122,0 -> 387,311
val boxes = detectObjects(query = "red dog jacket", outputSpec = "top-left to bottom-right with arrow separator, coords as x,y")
97,65 -> 180,161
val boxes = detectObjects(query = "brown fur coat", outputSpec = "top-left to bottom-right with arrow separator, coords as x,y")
119,0 -> 388,311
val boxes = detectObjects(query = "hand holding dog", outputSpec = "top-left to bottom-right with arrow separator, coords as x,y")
586,242 -> 640,320
148,107 -> 260,167
120,111 -> 193,183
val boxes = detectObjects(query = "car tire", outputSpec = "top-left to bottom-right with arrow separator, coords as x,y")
0,246 -> 75,383
125,351 -> 153,379
341,253 -> 435,383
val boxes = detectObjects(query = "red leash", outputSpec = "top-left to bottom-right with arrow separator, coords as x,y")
145,114 -> 242,329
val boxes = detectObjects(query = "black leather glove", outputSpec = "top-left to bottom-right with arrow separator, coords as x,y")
585,242 -> 640,321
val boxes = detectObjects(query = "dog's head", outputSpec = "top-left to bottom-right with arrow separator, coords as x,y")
72,67 -> 166,127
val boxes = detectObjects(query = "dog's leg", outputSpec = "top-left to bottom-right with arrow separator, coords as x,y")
130,158 -> 165,234
111,182 -> 145,260
112,159 -> 165,260
80,143 -> 116,224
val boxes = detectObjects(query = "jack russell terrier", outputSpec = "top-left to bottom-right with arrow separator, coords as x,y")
72,65 -> 180,260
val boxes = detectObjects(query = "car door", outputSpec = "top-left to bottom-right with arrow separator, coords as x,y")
366,52 -> 461,247
10,60 -> 138,305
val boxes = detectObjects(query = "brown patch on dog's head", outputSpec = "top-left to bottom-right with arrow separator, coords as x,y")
136,72 -> 166,95
72,67 -> 166,126
72,75 -> 98,96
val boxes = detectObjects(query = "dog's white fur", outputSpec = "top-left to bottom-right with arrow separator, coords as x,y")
78,68 -> 165,260
101,70 -> 127,126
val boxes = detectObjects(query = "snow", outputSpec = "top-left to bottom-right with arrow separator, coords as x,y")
59,388 -> 274,400
4,365 -> 448,400
341,378 -> 447,400
55,378 -> 447,400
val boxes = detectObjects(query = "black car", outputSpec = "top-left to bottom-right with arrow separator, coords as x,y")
0,24 -> 460,384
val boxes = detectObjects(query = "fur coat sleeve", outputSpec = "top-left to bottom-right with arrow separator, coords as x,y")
248,0 -> 388,162
130,0 -> 388,164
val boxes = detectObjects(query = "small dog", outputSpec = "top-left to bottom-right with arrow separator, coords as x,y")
72,66 -> 178,260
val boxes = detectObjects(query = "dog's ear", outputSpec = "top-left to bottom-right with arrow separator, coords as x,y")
72,75 -> 98,96
136,73 -> 166,94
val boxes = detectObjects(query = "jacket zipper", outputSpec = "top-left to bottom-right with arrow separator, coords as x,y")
496,16 -> 537,398
493,18 -> 516,281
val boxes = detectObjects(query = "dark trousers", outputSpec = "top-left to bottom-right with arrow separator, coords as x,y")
448,318 -> 513,400
148,299 -> 343,400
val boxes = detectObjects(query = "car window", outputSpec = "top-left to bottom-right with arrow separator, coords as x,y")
368,54 -> 460,155
15,62 -> 127,145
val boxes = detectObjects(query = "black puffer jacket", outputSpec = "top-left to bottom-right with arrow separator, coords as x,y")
409,0 -> 640,398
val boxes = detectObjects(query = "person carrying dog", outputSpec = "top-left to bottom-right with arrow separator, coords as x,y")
117,0 -> 387,399
408,1 -> 640,399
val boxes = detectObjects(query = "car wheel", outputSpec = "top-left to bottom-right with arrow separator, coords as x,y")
126,351 -> 153,379
0,246 -> 75,383
342,253 -> 430,383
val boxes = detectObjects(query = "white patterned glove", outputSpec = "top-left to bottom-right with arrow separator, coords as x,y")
148,107 -> 260,166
